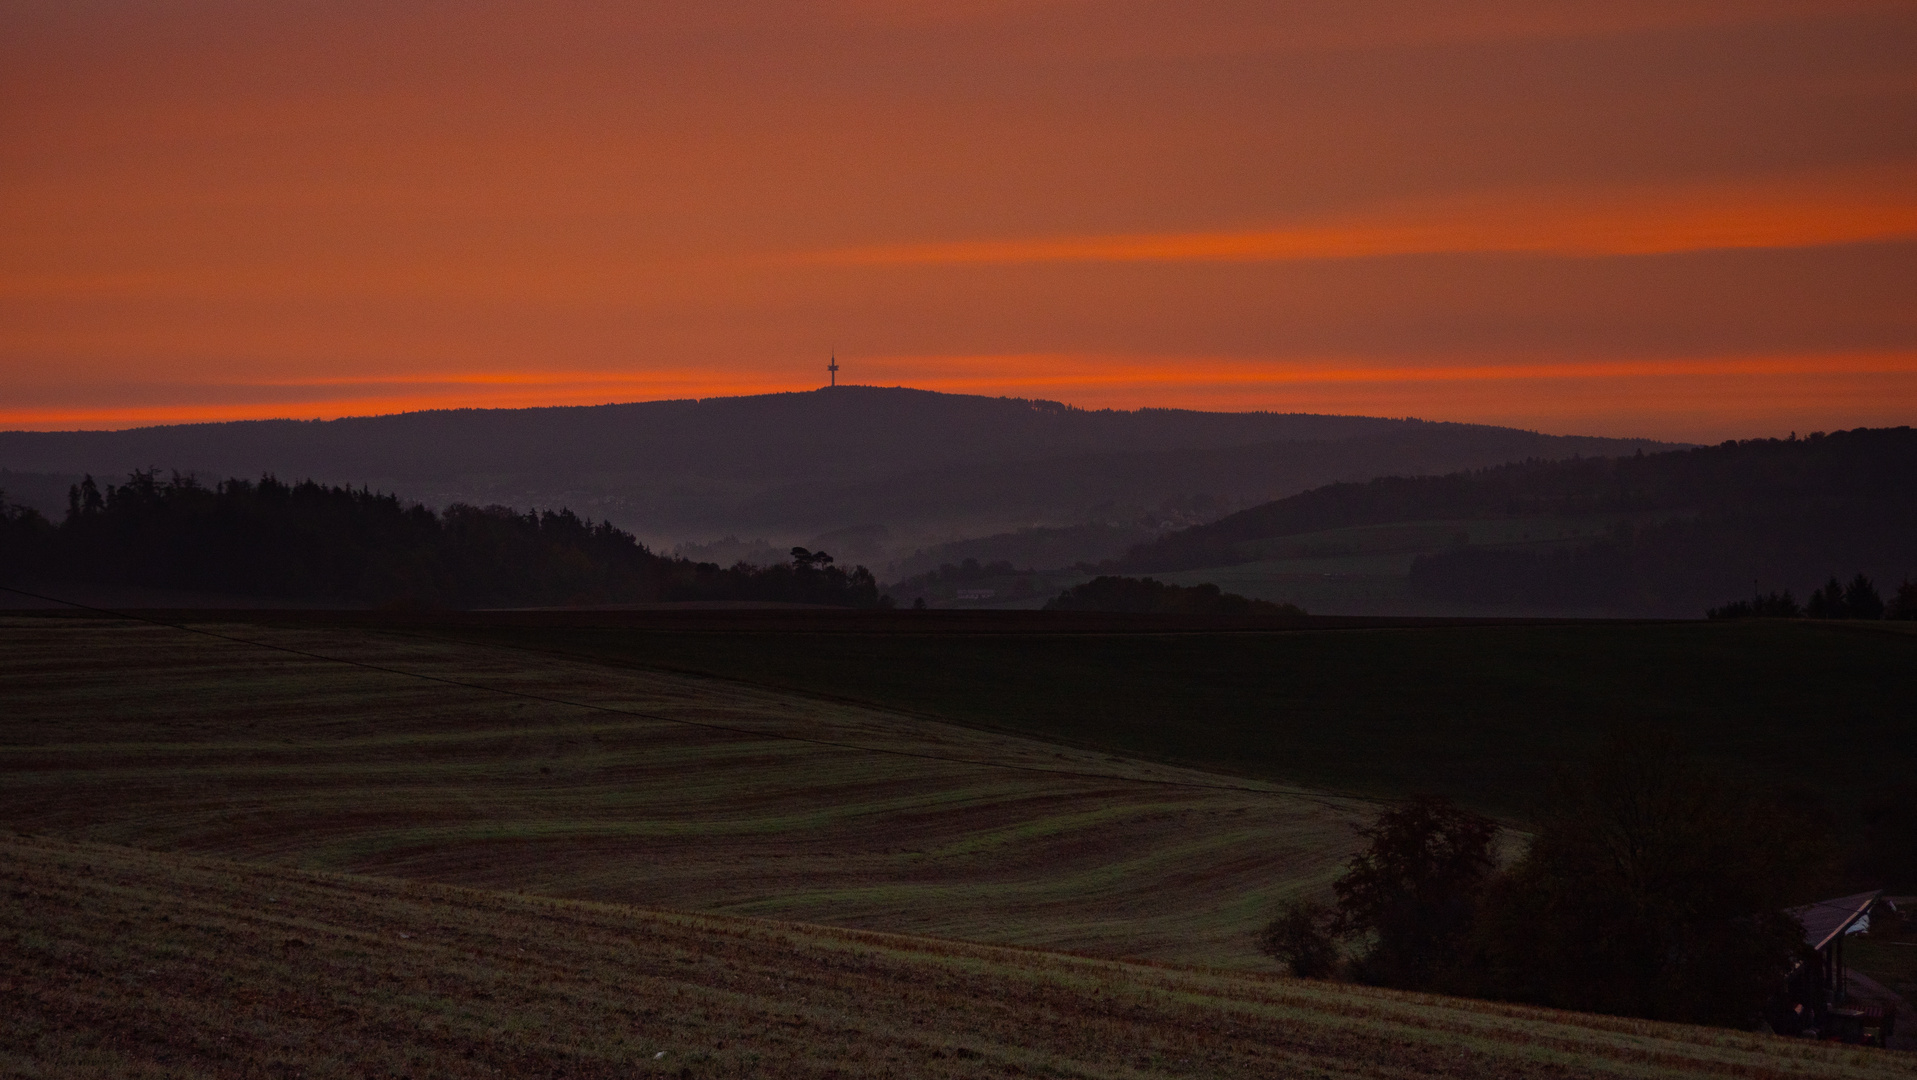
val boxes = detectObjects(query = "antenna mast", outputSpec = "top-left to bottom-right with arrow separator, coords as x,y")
828,352 -> 839,388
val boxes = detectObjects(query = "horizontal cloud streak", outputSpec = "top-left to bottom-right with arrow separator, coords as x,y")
860,351 -> 1917,385
3,3 -> 1913,440
812,170 -> 1917,265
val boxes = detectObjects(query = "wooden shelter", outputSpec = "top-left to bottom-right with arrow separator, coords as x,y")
1792,890 -> 1880,1005
1775,890 -> 1891,1043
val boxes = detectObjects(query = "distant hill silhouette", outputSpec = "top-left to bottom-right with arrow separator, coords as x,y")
1114,427 -> 1917,616
0,388 -> 1675,570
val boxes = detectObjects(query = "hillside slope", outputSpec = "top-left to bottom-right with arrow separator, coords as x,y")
0,613 -> 1364,967
422,611 -> 1917,827
0,388 -> 1675,559
6,834 -> 1904,1080
1117,427 -> 1917,615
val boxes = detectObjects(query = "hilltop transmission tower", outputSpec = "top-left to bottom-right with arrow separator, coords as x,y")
827,352 -> 839,387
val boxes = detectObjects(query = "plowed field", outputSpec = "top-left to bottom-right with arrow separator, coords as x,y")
8,834 -> 1907,1080
0,614 -> 1366,967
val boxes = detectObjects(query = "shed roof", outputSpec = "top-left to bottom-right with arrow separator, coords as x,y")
1789,890 -> 1881,952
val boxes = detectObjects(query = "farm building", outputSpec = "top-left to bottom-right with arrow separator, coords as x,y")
1775,890 -> 1899,1046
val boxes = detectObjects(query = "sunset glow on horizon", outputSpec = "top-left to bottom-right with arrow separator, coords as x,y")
4,1 -> 1915,441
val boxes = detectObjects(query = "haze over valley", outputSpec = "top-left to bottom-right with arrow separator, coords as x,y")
0,386 -> 1676,586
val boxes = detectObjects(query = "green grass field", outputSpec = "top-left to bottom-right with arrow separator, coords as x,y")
0,614 -> 1370,968
403,614 -> 1917,820
7,833 -> 1909,1080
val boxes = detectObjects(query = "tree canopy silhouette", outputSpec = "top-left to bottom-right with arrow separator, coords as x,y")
1331,796 -> 1499,992
1475,735 -> 1826,1027
1261,739 -> 1835,1029
1,471 -> 885,609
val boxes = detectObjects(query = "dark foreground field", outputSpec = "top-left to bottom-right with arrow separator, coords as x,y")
5,607 -> 1916,1076
377,610 -> 1917,818
7,834 -> 1908,1080
0,614 -> 1368,968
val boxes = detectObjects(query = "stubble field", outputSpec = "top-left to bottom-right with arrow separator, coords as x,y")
8,833 -> 1909,1080
6,609 -> 1915,1076
0,613 -> 1365,967
405,611 -> 1917,817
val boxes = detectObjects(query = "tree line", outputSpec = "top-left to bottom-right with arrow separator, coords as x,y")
1410,535 -> 1917,617
1707,573 -> 1917,620
1044,575 -> 1303,617
1260,735 -> 1872,1031
0,472 -> 886,609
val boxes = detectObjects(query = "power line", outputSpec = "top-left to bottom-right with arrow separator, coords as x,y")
1,584 -> 1349,803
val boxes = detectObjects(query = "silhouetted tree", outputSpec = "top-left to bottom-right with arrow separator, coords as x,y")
0,491 -> 53,582
1806,577 -> 1848,618
1843,574 -> 1885,619
1257,899 -> 1339,978
1889,579 -> 1917,620
1802,573 -> 1889,619
68,474 -> 104,519
1706,590 -> 1800,619
1755,590 -> 1803,617
788,546 -> 835,570
1331,795 -> 1499,991
1474,735 -> 1826,1027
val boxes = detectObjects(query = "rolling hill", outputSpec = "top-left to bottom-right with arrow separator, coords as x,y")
5,608 -> 1916,1073
1113,427 -> 1917,616
0,388 -> 1675,571
13,833 -> 1903,1080
0,612 -> 1366,968
377,609 -> 1917,835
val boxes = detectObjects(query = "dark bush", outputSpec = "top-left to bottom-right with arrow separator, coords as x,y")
1331,795 -> 1499,991
1257,899 -> 1340,979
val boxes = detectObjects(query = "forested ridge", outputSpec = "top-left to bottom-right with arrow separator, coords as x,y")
0,388 -> 1676,548
1117,427 -> 1917,612
0,472 -> 884,608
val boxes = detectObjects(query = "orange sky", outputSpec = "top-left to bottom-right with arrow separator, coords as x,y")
3,0 -> 1915,440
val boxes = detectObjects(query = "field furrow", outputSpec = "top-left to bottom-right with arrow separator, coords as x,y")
0,615 -> 1362,966
6,835 -> 1907,1080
